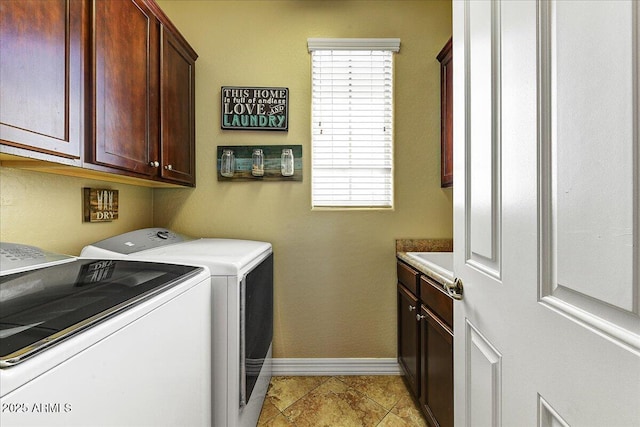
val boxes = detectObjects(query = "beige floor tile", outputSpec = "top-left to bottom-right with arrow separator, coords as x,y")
260,375 -> 429,427
377,411 -> 417,427
336,375 -> 409,410
259,413 -> 297,427
257,398 -> 281,425
389,394 -> 429,427
282,377 -> 388,427
265,376 -> 331,412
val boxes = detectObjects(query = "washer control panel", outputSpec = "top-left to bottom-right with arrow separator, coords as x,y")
0,242 -> 75,275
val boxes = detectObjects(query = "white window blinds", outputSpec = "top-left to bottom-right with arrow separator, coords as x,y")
309,38 -> 399,208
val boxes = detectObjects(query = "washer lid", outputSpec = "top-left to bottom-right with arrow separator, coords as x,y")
0,259 -> 202,367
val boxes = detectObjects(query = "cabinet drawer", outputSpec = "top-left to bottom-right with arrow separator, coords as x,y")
397,261 -> 420,296
420,275 -> 453,329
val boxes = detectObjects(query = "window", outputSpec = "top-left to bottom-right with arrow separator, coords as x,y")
308,38 -> 400,208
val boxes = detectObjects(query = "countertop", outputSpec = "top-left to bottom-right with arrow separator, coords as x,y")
396,238 -> 454,287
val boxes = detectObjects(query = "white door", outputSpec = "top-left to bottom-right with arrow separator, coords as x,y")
452,1 -> 640,426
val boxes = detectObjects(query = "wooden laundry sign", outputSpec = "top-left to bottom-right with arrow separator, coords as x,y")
83,188 -> 119,222
221,86 -> 288,131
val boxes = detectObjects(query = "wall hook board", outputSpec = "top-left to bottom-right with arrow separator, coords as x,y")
216,145 -> 302,181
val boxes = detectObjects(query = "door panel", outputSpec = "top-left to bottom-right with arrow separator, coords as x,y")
466,0 -> 501,278
549,1 -> 634,308
538,0 -> 639,348
465,320 -> 501,427
453,1 -> 640,426
538,395 -> 570,427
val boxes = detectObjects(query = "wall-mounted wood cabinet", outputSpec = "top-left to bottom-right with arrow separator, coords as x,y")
90,0 -> 160,178
397,260 -> 453,427
88,0 -> 197,186
158,24 -> 197,185
437,37 -> 453,188
0,0 -> 197,187
0,0 -> 84,163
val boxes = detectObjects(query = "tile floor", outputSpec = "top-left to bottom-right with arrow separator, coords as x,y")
257,376 -> 429,427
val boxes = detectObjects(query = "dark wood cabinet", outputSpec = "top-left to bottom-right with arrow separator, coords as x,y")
397,259 -> 453,427
437,37 -> 453,188
421,275 -> 453,330
420,279 -> 454,427
0,0 -> 84,161
0,0 -> 197,187
397,261 -> 420,396
89,0 -> 197,186
90,0 -> 159,176
398,283 -> 420,396
159,24 -> 197,185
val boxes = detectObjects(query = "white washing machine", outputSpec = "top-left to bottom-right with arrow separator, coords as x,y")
0,243 -> 212,426
81,228 -> 273,427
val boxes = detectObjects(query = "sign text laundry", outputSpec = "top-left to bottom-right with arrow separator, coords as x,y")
221,86 -> 289,131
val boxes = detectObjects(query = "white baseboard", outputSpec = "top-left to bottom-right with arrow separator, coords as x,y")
271,358 -> 401,376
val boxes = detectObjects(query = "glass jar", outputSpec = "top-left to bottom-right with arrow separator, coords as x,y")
252,148 -> 264,177
220,149 -> 235,177
281,148 -> 294,176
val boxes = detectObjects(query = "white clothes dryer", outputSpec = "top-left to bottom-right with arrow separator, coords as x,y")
81,228 -> 273,427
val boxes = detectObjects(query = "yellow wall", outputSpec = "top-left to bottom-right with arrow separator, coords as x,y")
0,167 -> 154,255
154,0 -> 452,358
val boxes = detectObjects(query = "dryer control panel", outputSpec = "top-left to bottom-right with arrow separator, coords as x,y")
83,228 -> 193,255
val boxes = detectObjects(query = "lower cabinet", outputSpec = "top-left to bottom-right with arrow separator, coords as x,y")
398,284 -> 420,396
397,260 -> 453,427
420,305 -> 454,427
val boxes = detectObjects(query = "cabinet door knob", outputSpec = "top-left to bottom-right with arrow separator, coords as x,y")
164,164 -> 173,170
408,305 -> 416,312
416,314 -> 426,321
150,161 -> 159,167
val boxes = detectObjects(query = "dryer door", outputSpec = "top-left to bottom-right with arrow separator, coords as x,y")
240,253 -> 273,407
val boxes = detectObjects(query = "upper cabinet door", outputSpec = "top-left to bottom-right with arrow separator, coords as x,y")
159,25 -> 197,186
91,0 -> 159,175
437,37 -> 453,188
0,0 -> 83,159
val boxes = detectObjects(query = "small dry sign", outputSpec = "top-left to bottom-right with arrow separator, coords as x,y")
221,86 -> 289,131
83,188 -> 118,222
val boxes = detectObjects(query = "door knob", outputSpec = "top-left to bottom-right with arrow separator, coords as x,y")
416,313 -> 426,321
408,305 -> 416,312
164,164 -> 173,170
445,277 -> 464,300
150,161 -> 159,167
